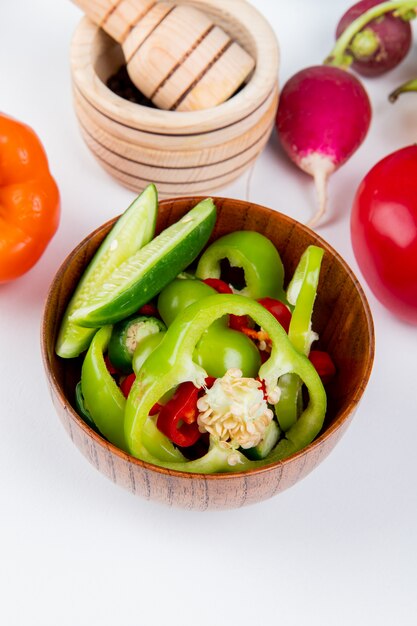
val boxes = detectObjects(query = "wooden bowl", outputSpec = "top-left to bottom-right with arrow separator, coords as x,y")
70,0 -> 279,197
41,197 -> 374,510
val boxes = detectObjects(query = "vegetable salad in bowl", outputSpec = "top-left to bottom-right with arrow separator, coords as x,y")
54,185 -> 337,474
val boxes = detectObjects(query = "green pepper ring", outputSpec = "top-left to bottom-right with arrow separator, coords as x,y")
124,293 -> 327,474
196,230 -> 286,301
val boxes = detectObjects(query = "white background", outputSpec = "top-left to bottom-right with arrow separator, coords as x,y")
1,1 -> 417,624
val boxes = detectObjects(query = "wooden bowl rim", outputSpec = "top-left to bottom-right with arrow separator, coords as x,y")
41,197 -> 375,482
70,0 -> 279,134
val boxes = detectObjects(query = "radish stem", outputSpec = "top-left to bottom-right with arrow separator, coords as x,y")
325,0 -> 417,68
349,28 -> 380,59
389,77 -> 417,101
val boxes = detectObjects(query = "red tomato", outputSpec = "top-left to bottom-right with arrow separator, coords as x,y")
351,146 -> 417,324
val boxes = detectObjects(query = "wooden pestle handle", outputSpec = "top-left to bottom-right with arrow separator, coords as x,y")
73,0 -> 155,43
72,0 -> 255,111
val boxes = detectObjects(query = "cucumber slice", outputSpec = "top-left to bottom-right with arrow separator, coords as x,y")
56,184 -> 158,358
71,198 -> 217,328
244,420 -> 281,460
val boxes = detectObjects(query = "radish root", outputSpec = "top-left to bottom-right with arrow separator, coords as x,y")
300,153 -> 334,229
307,168 -> 329,229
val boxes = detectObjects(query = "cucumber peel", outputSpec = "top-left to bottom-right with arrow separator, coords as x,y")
56,184 -> 158,358
244,421 -> 281,460
71,198 -> 217,328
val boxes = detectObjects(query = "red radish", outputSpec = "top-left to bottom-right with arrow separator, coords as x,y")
335,0 -> 413,77
276,65 -> 372,227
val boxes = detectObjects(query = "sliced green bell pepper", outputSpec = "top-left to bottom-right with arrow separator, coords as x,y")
195,231 -> 286,301
287,245 -> 324,356
80,325 -> 184,462
132,332 -> 166,376
157,278 -> 224,327
275,245 -> 324,432
158,277 -> 260,377
81,326 -> 127,451
124,294 -> 326,473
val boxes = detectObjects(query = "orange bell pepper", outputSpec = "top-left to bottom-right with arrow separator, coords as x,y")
0,113 -> 60,282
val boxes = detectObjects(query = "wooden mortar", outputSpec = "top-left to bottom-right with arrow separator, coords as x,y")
72,0 -> 255,111
70,0 -> 279,196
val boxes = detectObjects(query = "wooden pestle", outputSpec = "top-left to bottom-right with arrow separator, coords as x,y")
72,0 -> 255,111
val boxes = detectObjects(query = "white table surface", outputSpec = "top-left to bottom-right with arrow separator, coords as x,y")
1,1 -> 417,624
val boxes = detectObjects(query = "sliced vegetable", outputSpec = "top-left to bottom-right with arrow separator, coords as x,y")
108,315 -> 166,373
81,326 -> 128,451
71,198 -> 217,328
158,277 -> 260,377
196,230 -> 286,301
202,278 -> 233,294
156,382 -> 201,447
308,350 -> 336,384
228,314 -> 250,332
132,332 -> 166,375
257,297 -> 292,333
56,184 -> 158,358
137,303 -> 160,317
80,326 -> 184,461
275,373 -> 303,432
244,420 -> 281,460
197,369 -> 274,451
157,278 -> 222,327
202,278 -> 248,332
275,245 -> 324,431
287,245 -> 324,356
142,418 -> 186,463
120,373 -> 136,398
62,186 -> 331,474
124,294 -> 326,473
